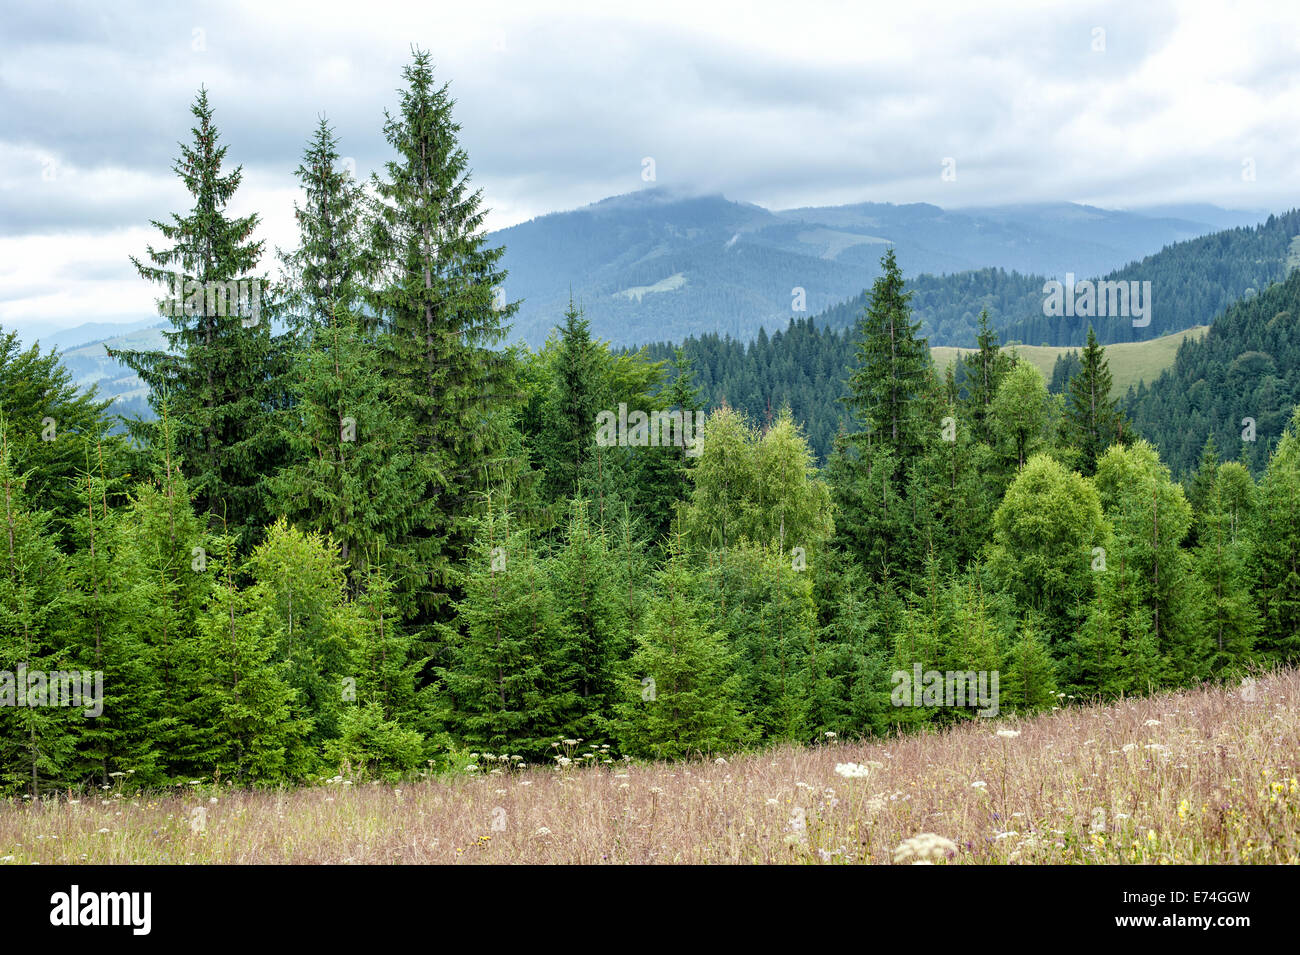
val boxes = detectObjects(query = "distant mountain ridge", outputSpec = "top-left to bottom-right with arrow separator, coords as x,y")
492,188 -> 1265,347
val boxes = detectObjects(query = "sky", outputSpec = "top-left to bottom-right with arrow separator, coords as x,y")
2,0 -> 1298,336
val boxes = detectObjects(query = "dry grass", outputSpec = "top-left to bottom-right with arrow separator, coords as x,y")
2,669 -> 1297,864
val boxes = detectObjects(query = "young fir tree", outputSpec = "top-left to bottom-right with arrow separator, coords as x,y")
1185,434 -> 1221,547
347,544 -> 430,738
843,248 -> 933,465
807,551 -> 894,738
541,298 -> 605,501
1065,326 -> 1124,475
889,555 -> 949,730
0,325 -> 125,547
368,49 -> 520,622
754,544 -> 817,742
0,422 -> 77,796
1091,441 -> 1209,686
113,403 -> 213,778
548,499 -> 628,744
441,505 -> 566,760
1194,461 -> 1260,674
62,451 -> 163,786
1247,407 -> 1300,663
959,308 -> 1015,444
1000,617 -> 1058,713
112,88 -> 285,547
188,532 -> 308,783
242,519 -> 357,776
617,530 -> 750,760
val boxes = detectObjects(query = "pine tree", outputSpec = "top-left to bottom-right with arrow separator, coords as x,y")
62,450 -> 163,786
112,403 -> 213,777
542,299 -> 605,500
1247,407 -> 1300,663
843,249 -> 933,465
278,117 -> 372,335
1091,440 -> 1209,686
548,499 -> 628,743
112,87 -> 285,546
1065,326 -> 1124,474
617,533 -> 750,759
1000,618 -> 1058,713
369,49 -> 520,621
0,420 -> 78,796
188,532 -> 307,783
960,308 -> 1015,443
1194,461 -> 1260,674
441,505 -> 566,760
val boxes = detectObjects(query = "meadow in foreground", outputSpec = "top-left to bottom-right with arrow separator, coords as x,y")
1,670 -> 1296,865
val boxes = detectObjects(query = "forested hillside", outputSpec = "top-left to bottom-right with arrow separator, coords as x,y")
1125,270 -> 1300,476
1002,211 -> 1300,346
3,52 -> 1297,800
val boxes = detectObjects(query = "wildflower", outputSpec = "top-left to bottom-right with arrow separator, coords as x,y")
714,757 -> 728,765
1144,719 -> 1161,727
825,731 -> 836,739
971,781 -> 987,789
1121,743 -> 1137,753
1178,799 -> 1190,821
995,729 -> 1021,739
892,833 -> 956,864
835,762 -> 872,779
535,827 -> 551,837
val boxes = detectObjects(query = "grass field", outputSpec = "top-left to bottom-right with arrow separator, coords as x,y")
932,326 -> 1208,398
1,667 -> 1295,865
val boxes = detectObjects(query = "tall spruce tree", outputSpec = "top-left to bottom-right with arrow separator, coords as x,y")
272,120 -> 426,594
369,49 -> 520,621
113,87 -> 285,546
843,248 -> 933,464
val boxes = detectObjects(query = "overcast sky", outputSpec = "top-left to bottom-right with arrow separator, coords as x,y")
3,0 -> 1298,335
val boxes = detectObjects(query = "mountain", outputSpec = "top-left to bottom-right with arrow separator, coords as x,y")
493,189 -> 1260,348
53,323 -> 168,419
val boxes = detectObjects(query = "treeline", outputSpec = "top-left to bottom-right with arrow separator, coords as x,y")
642,319 -> 853,462
3,52 -> 1299,796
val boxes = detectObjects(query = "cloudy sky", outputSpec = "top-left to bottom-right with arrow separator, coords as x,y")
3,0 -> 1298,335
